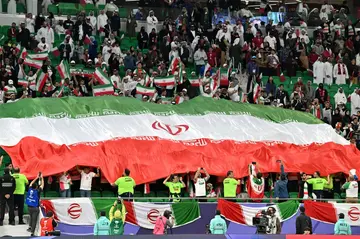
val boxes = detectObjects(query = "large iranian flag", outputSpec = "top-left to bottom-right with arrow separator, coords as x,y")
304,201 -> 360,226
0,97 -> 358,184
217,199 -> 299,225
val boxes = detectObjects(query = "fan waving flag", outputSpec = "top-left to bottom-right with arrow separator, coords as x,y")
50,47 -> 60,57
18,78 -> 28,87
154,76 -> 175,87
35,72 -> 48,92
304,201 -> 360,226
189,78 -> 200,87
57,60 -> 71,80
217,199 -> 299,225
168,57 -> 180,75
20,47 -> 27,59
124,201 -> 200,229
94,68 -> 111,85
28,52 -> 49,61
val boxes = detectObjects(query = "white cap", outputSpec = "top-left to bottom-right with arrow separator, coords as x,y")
70,60 -> 75,64
8,80 -> 13,84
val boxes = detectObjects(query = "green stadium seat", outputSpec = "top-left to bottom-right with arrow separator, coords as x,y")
74,191 -> 81,197
119,8 -> 127,18
289,192 -> 298,198
83,4 -> 96,13
16,3 -> 26,13
97,4 -> 105,10
45,191 -> 59,197
134,191 -> 143,197
91,191 -> 101,197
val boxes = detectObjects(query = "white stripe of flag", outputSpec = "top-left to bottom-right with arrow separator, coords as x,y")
24,57 -> 42,69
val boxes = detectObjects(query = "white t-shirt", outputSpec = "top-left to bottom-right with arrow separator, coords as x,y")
194,178 -> 206,197
80,171 -> 96,190
27,74 -> 37,91
59,174 -> 71,190
345,181 -> 358,198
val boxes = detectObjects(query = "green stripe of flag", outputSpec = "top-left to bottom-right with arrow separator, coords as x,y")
0,96 -> 323,124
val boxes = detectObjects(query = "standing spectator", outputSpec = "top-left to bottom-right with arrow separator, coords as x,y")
59,171 -> 72,198
313,56 -> 325,84
247,56 -> 259,93
76,166 -> 100,197
266,76 -> 277,96
12,167 -> 28,225
324,57 -> 333,85
17,22 -> 31,49
334,87 -> 347,108
112,168 -> 136,199
334,213 -> 351,235
94,211 -> 110,236
342,175 -> 358,203
64,15 -> 74,30
111,11 -> 121,36
274,161 -> 288,202
209,210 -> 227,234
0,168 -> 16,226
315,83 -> 328,106
146,10 -> 158,34
26,173 -> 44,236
137,27 -> 149,50
97,10 -> 108,36
333,59 -> 349,85
7,22 -> 17,39
304,81 -> 315,103
276,84 -> 289,105
126,12 -> 137,38
163,175 -> 185,202
194,46 -> 207,75
296,206 -> 312,234
306,171 -> 330,199
194,167 -> 210,198
223,170 -> 240,199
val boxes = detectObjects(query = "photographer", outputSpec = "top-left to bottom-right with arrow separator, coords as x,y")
26,172 -> 44,236
40,211 -> 58,236
266,207 -> 281,234
109,198 -> 126,235
153,210 -> 174,235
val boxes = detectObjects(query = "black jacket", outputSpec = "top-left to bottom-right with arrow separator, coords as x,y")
296,213 -> 312,234
0,173 -> 16,196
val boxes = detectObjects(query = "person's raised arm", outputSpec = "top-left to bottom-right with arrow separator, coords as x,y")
76,166 -> 82,174
95,167 -> 100,177
203,168 -> 210,182
327,175 -> 330,185
194,168 -> 201,183
180,176 -> 185,188
39,173 -> 44,190
163,175 -> 171,185
29,175 -> 39,187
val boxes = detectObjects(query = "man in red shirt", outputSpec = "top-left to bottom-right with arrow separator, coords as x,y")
252,31 -> 263,49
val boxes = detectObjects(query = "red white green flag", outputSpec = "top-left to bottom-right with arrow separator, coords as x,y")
24,57 -> 43,69
247,164 -> 265,200
94,68 -> 111,85
28,52 -> 49,61
189,78 -> 200,87
57,60 -> 71,80
136,84 -> 156,96
92,84 -> 114,96
217,199 -> 299,225
35,72 -> 48,92
18,78 -> 28,87
154,76 -> 175,87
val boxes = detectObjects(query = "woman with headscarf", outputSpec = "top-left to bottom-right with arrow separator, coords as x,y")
332,108 -> 342,128
88,36 -> 98,62
229,37 -> 242,68
137,26 -> 148,50
266,76 -> 277,97
126,12 -> 137,38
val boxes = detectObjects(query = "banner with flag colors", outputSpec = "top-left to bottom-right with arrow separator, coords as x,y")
189,78 -> 200,87
35,72 -> 48,92
154,76 -> 175,87
17,78 -> 28,87
94,68 -> 111,85
136,84 -> 156,96
217,199 -> 299,225
304,201 -> 360,226
92,84 -> 114,96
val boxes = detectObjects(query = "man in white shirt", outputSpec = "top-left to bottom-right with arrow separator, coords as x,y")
76,166 -> 100,197
319,7 -> 328,21
264,32 -> 277,50
146,10 -> 158,34
37,37 -> 50,52
4,80 -> 17,98
320,0 -> 334,15
104,1 -> 118,15
111,69 -> 121,89
55,20 -> 65,35
313,56 -> 325,84
342,175 -> 358,203
89,11 -> 97,35
97,10 -> 108,35
238,5 -> 254,18
194,46 -> 207,75
193,167 -> 210,198
102,41 -> 112,63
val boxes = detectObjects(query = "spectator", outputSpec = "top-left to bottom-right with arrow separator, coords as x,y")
342,175 -> 358,203
112,168 -> 136,199
163,175 -> 185,202
0,168 -> 16,226
59,171 -> 72,198
97,10 -> 108,36
276,84 -> 289,106
334,213 -> 351,235
333,58 -> 349,85
304,80 -> 315,103
12,167 -> 28,225
55,20 -> 66,35
334,87 -> 347,108
296,206 -> 312,234
315,83 -> 328,105
274,161 -> 288,202
146,10 -> 158,34
111,11 -> 120,36
137,27 -> 149,50
94,211 -> 110,235
194,167 -> 210,198
265,76 -> 276,96
194,46 -> 207,75
76,166 -> 100,197
223,170 -> 240,199
210,210 -> 227,234
64,15 -> 74,30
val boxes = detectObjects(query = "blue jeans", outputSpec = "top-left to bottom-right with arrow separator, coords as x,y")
80,190 -> 91,197
60,189 -> 71,197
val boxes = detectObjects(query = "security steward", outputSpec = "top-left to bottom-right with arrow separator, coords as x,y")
0,168 -> 16,226
40,211 -> 58,236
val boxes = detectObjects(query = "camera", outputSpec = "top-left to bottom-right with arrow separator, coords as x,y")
252,210 -> 270,234
45,231 -> 61,236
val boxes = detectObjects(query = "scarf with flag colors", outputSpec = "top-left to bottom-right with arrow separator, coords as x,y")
94,68 -> 111,85
168,57 -> 180,75
154,75 -> 175,87
136,84 -> 156,96
17,78 -> 28,87
92,84 -> 114,96
0,97 -> 358,183
57,60 -> 71,80
35,72 -> 48,92
24,57 -> 43,69
217,199 -> 299,225
304,201 -> 360,226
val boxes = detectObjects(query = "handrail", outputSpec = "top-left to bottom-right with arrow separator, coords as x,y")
41,197 -> 352,202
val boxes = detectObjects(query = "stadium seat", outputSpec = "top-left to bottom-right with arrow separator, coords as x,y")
101,190 -> 115,197
134,191 -> 143,197
74,191 -> 81,197
289,192 -> 298,198
91,191 -> 101,197
45,191 -> 59,197
16,3 -> 26,13
119,8 -> 127,18
48,4 -> 59,15
83,4 -> 97,13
